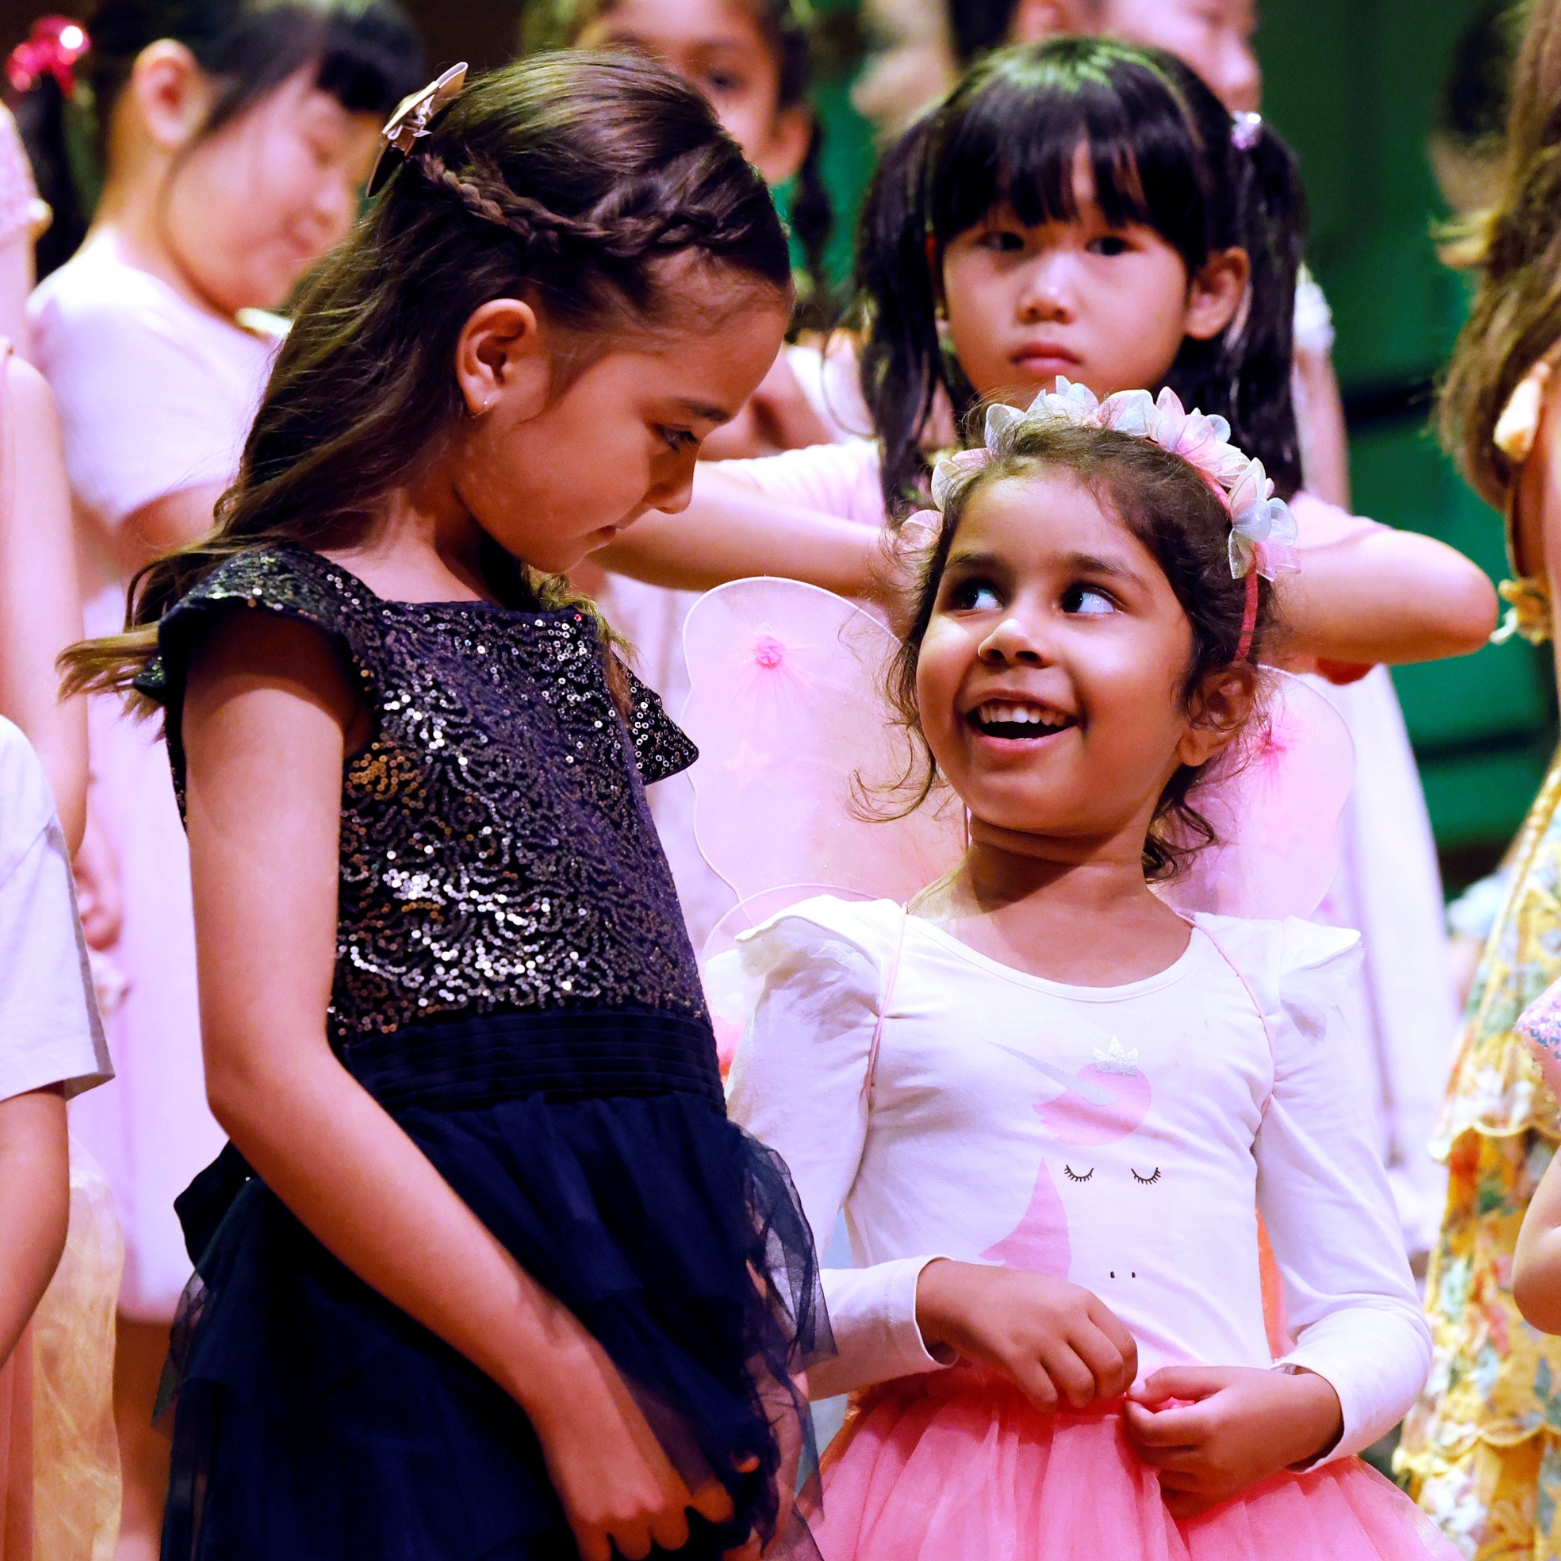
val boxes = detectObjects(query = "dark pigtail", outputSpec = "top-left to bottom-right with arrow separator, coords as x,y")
855,110 -> 948,512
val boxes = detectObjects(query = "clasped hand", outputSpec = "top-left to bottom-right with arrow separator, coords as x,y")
915,1261 -> 1344,1519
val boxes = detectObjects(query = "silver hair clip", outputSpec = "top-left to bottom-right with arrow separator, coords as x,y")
1231,111 -> 1263,151
367,62 -> 469,197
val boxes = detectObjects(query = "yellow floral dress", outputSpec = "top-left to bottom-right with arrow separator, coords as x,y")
1396,748 -> 1561,1558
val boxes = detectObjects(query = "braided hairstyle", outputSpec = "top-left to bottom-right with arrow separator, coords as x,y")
856,38 -> 1305,517
526,0 -> 835,327
63,52 -> 793,703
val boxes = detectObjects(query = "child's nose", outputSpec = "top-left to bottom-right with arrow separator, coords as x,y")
646,449 -> 698,515
980,612 -> 1050,665
1016,254 -> 1076,324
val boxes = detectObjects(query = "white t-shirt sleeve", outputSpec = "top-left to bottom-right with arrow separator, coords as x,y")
33,292 -> 246,531
726,902 -> 948,1396
1252,917 -> 1431,1464
711,441 -> 887,529
0,720 -> 111,1101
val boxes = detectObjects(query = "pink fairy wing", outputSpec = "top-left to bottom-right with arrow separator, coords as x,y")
1161,670 -> 1355,920
680,577 -> 965,922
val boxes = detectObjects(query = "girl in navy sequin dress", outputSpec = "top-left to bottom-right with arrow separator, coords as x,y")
62,53 -> 830,1561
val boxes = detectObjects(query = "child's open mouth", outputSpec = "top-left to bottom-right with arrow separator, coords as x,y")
968,700 -> 1077,740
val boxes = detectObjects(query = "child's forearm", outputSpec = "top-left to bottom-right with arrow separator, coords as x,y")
0,1085 -> 68,1365
1516,1155 -> 1561,1333
1273,529 -> 1498,666
596,474 -> 885,598
208,1037 -> 610,1418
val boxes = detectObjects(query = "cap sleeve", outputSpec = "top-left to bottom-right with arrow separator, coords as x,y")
135,547 -> 382,808
620,662 -> 697,784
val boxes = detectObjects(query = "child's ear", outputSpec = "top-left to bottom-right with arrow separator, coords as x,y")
454,299 -> 550,422
1176,665 -> 1257,769
129,40 -> 214,153
1183,248 -> 1252,343
752,106 -> 812,188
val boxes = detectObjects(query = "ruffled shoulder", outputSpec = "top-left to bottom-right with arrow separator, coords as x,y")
705,896 -> 898,1064
1192,913 -> 1362,1064
739,895 -> 902,979
135,546 -> 384,805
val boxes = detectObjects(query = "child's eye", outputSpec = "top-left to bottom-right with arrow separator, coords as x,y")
947,578 -> 1002,612
1062,584 -> 1115,616
977,229 -> 1025,253
657,426 -> 699,453
1086,234 -> 1132,258
704,69 -> 745,95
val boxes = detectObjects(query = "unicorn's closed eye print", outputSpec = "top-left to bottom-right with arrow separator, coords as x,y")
981,1039 -> 1169,1289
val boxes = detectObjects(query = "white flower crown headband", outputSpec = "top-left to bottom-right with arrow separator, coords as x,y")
913,379 -> 1300,658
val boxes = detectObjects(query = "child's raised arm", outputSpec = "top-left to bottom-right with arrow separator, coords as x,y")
183,609 -> 750,1561
1272,524 -> 1498,667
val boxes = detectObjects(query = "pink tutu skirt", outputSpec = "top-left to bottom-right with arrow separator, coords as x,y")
810,1367 -> 1457,1561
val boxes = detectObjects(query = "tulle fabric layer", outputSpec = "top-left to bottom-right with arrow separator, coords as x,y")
813,1368 -> 1458,1561
160,1009 -> 830,1561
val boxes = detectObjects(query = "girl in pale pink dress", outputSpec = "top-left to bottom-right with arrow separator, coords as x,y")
17,3 -> 423,1549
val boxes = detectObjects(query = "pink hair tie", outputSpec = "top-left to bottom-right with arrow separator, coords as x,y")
6,16 -> 89,97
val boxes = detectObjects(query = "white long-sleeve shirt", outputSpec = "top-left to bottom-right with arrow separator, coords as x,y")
724,897 -> 1430,1466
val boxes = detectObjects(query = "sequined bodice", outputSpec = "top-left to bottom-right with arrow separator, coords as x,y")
144,545 -> 708,1044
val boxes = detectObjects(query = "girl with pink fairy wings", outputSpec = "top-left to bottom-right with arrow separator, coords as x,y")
726,391 -> 1457,1559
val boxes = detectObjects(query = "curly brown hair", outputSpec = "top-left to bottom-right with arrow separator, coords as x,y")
888,419 -> 1274,881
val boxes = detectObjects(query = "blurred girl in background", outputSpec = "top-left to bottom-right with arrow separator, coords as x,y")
15,3 -> 424,1552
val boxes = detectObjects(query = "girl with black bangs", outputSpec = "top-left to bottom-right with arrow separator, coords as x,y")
667,37 -> 1495,671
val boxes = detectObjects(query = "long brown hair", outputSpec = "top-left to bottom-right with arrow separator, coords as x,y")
60,51 -> 792,708
1440,0 -> 1561,510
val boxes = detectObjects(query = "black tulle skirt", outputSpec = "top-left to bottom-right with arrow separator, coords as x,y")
158,1007 -> 831,1561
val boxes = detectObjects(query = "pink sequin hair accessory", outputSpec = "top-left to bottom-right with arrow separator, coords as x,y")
926,379 -> 1300,659
6,16 -> 89,97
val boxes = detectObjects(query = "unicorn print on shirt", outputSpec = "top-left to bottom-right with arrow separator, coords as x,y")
982,1037 -> 1175,1307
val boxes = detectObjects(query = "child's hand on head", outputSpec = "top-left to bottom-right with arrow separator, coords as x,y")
1123,1364 -> 1343,1519
915,1259 -> 1138,1410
